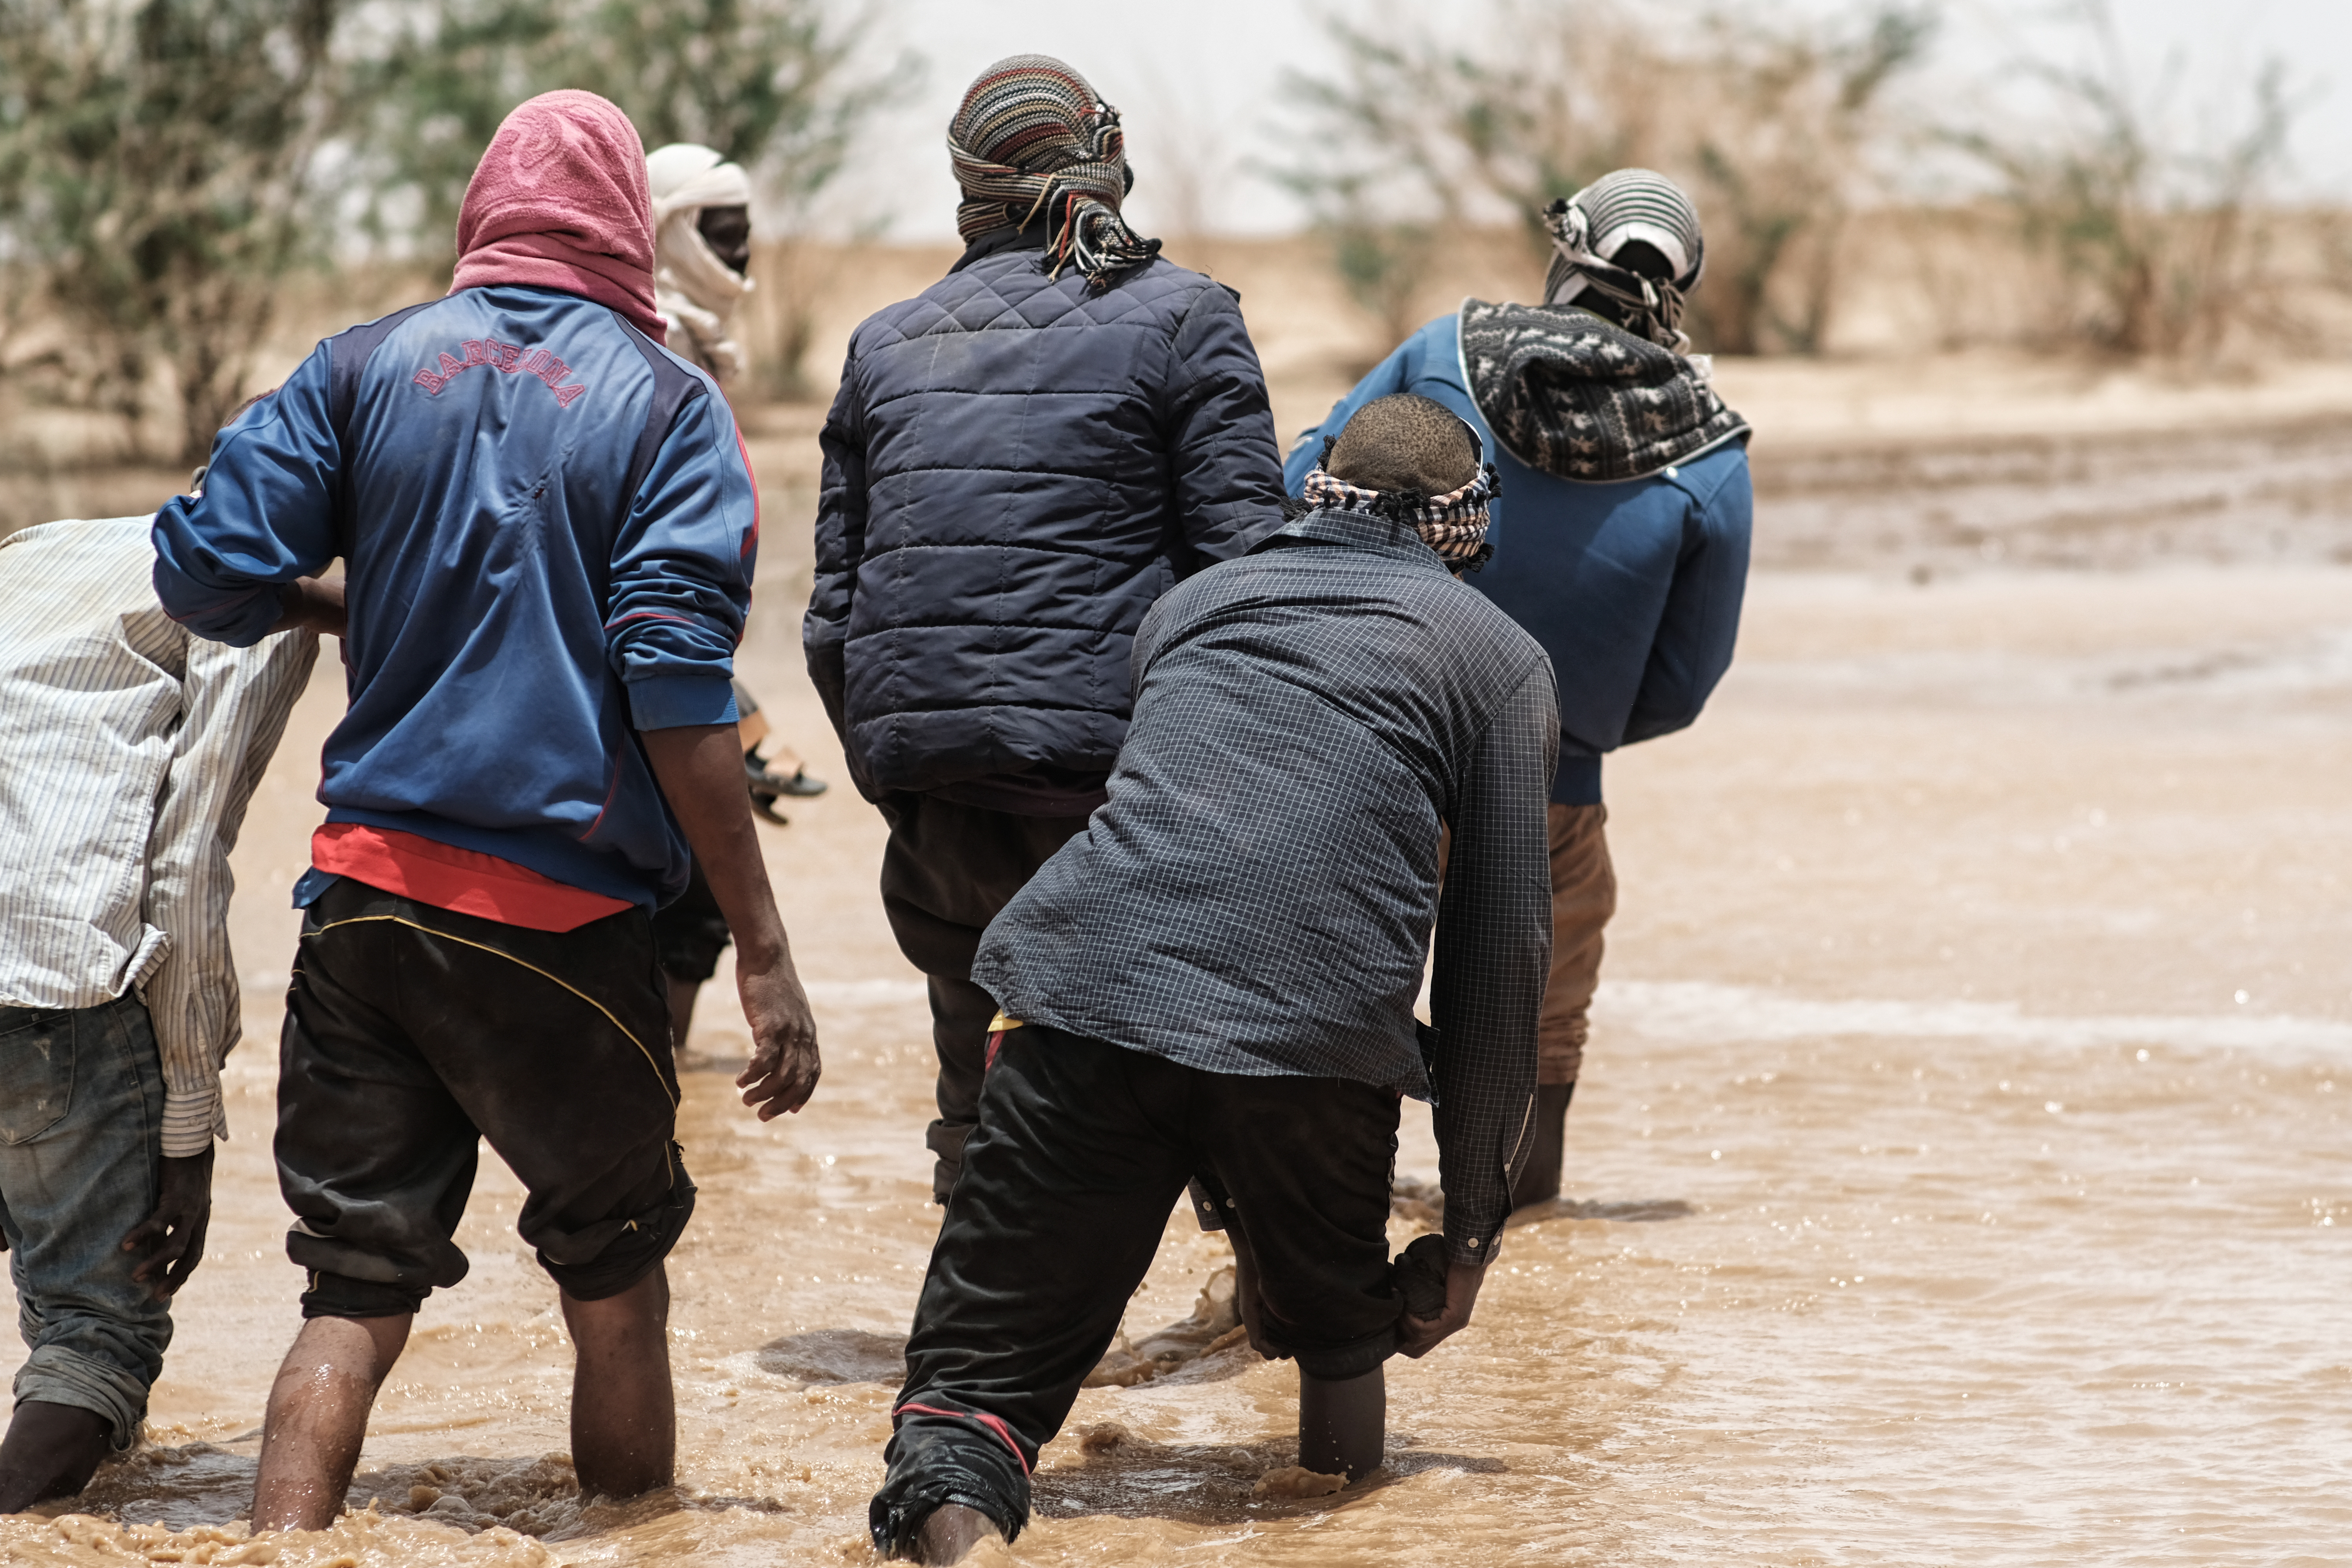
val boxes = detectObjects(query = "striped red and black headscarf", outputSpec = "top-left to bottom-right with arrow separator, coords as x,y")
948,54 -> 1161,291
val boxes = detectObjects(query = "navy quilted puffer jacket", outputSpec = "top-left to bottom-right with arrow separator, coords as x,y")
804,228 -> 1284,806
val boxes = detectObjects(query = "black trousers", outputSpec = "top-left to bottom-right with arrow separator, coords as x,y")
276,879 -> 695,1316
875,794 -> 1089,1200
871,1024 -> 1406,1550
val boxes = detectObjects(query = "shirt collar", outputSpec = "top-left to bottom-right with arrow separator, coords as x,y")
1248,505 -> 1456,573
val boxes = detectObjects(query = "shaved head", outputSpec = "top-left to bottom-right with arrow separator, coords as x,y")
1327,394 -> 1479,496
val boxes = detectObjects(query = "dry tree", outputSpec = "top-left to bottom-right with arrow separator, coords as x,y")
1274,0 -> 1932,356
0,1 -> 343,464
348,0 -> 911,399
0,0 -> 904,457
1946,0 -> 2305,361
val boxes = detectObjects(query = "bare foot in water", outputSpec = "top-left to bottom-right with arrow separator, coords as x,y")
902,1502 -> 999,1563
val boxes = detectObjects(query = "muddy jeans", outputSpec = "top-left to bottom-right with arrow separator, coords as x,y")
874,795 -> 1090,1201
0,995 -> 171,1448
1541,803 -> 1616,1086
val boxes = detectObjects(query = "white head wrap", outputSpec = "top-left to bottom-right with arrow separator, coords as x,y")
644,143 -> 755,381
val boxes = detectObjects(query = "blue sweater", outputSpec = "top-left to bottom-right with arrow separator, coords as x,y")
1283,311 -> 1752,805
153,285 -> 757,911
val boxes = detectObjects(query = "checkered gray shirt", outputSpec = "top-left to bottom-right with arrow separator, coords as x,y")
973,506 -> 1557,1263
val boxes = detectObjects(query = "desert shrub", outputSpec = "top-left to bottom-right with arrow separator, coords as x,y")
1277,0 -> 1932,356
1947,1 -> 2301,361
350,0 -> 898,261
0,1 -> 345,462
0,0 -> 900,459
1677,5 -> 1931,354
350,0 -> 909,395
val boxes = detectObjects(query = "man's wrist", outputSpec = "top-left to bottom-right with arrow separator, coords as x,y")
1445,1230 -> 1501,1268
730,925 -> 791,971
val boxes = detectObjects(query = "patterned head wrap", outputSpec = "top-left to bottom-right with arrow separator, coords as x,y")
949,54 -> 1161,290
1542,168 -> 1706,350
1301,430 -> 1501,573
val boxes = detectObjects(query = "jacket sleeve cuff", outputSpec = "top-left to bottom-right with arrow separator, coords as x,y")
1445,1227 -> 1503,1267
162,581 -> 284,650
628,674 -> 740,731
160,1089 -> 221,1158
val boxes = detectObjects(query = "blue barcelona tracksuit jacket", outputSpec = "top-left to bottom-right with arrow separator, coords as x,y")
152,284 -> 757,913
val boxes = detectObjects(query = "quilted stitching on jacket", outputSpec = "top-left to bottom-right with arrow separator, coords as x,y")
806,247 -> 1285,800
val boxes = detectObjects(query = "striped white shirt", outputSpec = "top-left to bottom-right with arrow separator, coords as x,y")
0,517 -> 317,1155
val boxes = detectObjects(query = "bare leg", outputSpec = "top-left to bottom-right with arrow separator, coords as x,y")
0,1401 -> 113,1511
251,1313 -> 411,1530
664,975 -> 701,1054
1298,1366 -> 1385,1481
899,1502 -> 1000,1564
561,1266 -> 675,1499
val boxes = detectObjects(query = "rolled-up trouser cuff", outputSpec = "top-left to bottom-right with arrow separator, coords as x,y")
538,1171 -> 696,1301
869,1412 -> 1030,1553
1287,1326 -> 1400,1383
15,1345 -> 152,1451
301,1269 -> 427,1320
301,1173 -> 693,1317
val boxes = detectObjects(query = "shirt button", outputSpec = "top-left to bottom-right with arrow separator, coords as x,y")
1467,1237 -> 1481,1249
1663,465 -> 1681,479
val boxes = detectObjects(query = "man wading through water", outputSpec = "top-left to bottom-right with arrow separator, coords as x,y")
153,91 -> 820,1527
871,394 -> 1555,1563
805,54 -> 1284,1207
0,510 -> 314,1510
1288,169 -> 1753,1209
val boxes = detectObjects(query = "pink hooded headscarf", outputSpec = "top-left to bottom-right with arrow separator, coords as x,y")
449,90 -> 668,343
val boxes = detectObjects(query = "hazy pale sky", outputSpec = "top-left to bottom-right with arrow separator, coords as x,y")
826,0 -> 2352,240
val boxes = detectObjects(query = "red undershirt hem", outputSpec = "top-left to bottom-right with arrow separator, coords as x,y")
310,823 -> 633,933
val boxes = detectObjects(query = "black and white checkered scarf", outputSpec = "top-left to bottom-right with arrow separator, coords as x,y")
948,54 -> 1161,291
1459,299 -> 1749,485
1301,461 -> 1499,572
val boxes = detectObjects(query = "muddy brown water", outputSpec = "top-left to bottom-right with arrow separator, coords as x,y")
1754,415 -> 2352,573
5,546 -> 2350,1561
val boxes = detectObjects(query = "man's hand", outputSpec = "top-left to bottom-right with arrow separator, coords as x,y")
1396,1258 -> 1486,1358
640,722 -> 822,1115
268,576 -> 346,637
735,948 -> 821,1119
120,1147 -> 215,1301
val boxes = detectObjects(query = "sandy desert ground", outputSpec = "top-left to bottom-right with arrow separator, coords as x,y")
4,296 -> 2351,1562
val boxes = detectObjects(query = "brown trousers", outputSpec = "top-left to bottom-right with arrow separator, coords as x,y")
1436,801 -> 1615,1086
1539,803 -> 1615,1085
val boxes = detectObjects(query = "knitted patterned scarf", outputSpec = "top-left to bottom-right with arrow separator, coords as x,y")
1301,460 -> 1500,572
949,54 -> 1161,291
1459,299 -> 1749,485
